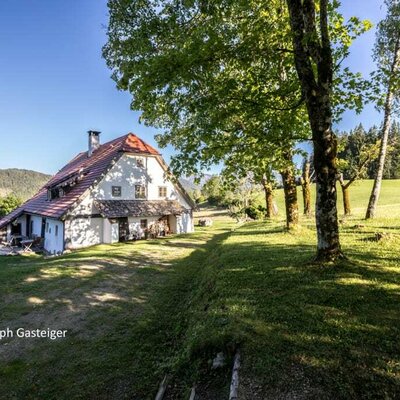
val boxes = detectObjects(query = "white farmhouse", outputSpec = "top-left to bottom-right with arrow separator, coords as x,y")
0,131 -> 195,254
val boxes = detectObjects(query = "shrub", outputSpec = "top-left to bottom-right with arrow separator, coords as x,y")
244,206 -> 264,220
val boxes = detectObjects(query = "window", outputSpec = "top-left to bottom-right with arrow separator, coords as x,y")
47,187 -> 66,200
46,222 -> 49,233
47,188 -> 59,200
55,225 -> 58,237
136,157 -> 144,168
135,185 -> 146,199
140,219 -> 147,229
158,186 -> 167,198
112,186 -> 122,197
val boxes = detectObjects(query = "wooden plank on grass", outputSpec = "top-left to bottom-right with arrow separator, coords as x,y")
155,375 -> 168,400
189,386 -> 196,400
229,350 -> 241,400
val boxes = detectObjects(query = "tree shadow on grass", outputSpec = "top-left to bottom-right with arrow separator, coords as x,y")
0,228 -> 235,400
1,224 -> 399,399
202,239 -> 400,400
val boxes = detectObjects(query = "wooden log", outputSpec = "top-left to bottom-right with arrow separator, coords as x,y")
155,375 -> 168,400
229,350 -> 241,400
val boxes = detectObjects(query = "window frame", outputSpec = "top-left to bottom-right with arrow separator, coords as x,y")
112,186 -> 122,197
158,186 -> 167,198
135,185 -> 146,199
136,157 -> 145,168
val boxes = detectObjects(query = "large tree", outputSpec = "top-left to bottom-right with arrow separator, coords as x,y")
285,0 -> 369,260
366,0 -> 400,219
104,0 -> 369,260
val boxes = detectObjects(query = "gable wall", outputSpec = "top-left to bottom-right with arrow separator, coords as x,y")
68,153 -> 192,217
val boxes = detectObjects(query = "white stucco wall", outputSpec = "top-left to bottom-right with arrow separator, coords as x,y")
174,211 -> 194,234
91,154 -> 192,210
68,194 -> 96,217
102,219 -> 119,244
111,223 -> 119,243
103,219 -> 112,244
65,153 -> 194,246
145,157 -> 192,208
44,218 -> 64,254
64,217 -> 103,249
92,154 -> 146,200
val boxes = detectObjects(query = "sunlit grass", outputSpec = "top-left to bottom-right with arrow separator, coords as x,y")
0,196 -> 399,398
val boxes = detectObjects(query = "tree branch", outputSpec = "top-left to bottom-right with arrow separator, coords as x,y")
319,0 -> 333,86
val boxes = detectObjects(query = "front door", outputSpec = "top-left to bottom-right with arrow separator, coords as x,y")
118,218 -> 129,242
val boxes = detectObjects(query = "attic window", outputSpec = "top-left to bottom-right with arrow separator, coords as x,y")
112,186 -> 122,197
136,157 -> 144,168
47,187 -> 65,200
46,169 -> 89,200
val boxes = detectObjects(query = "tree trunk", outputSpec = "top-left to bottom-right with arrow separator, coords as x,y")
341,184 -> 351,216
366,37 -> 400,219
301,158 -> 312,216
339,174 -> 351,216
280,156 -> 299,229
286,0 -> 343,261
261,179 -> 274,218
313,138 -> 341,260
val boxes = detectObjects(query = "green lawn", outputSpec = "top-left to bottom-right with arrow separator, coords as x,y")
1,181 -> 400,399
270,179 -> 400,219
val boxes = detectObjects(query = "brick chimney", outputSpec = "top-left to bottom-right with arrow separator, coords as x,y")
88,130 -> 101,157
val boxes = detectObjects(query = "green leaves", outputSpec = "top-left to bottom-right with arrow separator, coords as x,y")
337,124 -> 381,183
0,195 -> 22,218
103,0 -> 370,181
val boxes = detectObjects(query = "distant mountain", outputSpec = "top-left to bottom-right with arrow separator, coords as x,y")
0,169 -> 52,201
179,174 -> 214,192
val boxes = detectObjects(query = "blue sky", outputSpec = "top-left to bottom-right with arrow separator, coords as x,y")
0,1 -> 387,175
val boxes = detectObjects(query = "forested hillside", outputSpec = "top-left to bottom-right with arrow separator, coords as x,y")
0,169 -> 52,201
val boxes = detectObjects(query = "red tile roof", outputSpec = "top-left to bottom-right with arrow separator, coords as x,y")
0,133 -> 161,229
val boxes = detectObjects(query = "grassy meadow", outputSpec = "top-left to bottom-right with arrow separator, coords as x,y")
271,179 -> 400,219
0,180 -> 399,399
